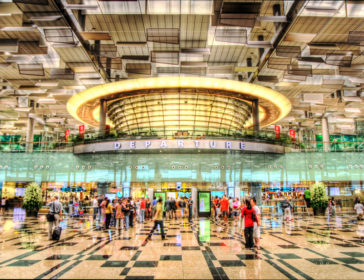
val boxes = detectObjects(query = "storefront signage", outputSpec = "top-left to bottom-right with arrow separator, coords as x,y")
74,139 -> 284,154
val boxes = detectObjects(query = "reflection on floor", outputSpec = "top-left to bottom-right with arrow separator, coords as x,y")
0,211 -> 363,279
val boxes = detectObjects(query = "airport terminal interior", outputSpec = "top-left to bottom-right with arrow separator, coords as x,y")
0,0 -> 364,279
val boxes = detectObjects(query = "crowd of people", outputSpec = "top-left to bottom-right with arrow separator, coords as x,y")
45,193 -> 363,247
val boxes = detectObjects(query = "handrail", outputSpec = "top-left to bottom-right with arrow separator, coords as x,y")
1,133 -> 364,153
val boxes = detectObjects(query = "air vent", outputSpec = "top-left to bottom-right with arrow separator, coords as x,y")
121,55 -> 149,61
267,57 -> 291,70
147,28 -> 179,44
287,65 -> 312,76
297,56 -> 324,63
96,44 -> 117,58
50,68 -> 74,80
100,57 -> 122,70
14,0 -> 48,4
276,46 -> 301,57
215,28 -> 247,44
18,64 -> 44,76
219,2 -> 261,28
257,75 -> 279,83
325,53 -> 352,67
151,51 -> 179,65
126,63 -> 151,75
44,28 -> 74,44
0,39 -> 19,53
347,31 -> 364,44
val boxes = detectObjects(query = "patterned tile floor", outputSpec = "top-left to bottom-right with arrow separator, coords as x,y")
0,212 -> 363,279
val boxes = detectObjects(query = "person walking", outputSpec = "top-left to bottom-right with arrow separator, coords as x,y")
47,195 -> 63,240
1,197 -> 7,215
146,198 -> 166,241
129,197 -> 135,227
282,197 -> 293,223
140,197 -> 146,223
115,199 -> 124,230
100,197 -> 107,227
122,199 -> 131,230
232,198 -> 240,224
241,199 -> 256,249
354,200 -> 364,220
220,195 -> 229,224
97,194 -> 104,221
104,199 -> 113,230
251,197 -> 261,250
188,197 -> 193,222
165,197 -> 171,220
92,195 -> 98,220
171,198 -> 177,219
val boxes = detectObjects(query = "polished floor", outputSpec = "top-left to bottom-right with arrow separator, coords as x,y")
0,210 -> 363,279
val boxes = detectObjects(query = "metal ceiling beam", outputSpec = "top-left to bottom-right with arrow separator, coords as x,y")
53,0 -> 110,82
249,0 -> 306,83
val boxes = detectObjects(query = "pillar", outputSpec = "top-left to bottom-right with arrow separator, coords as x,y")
191,187 -> 198,218
249,182 -> 262,205
26,116 -> 35,153
322,117 -> 330,152
148,188 -> 154,200
99,98 -> 107,135
252,99 -> 260,134
234,186 -> 241,200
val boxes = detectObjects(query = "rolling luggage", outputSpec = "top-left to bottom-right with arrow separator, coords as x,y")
52,226 -> 62,241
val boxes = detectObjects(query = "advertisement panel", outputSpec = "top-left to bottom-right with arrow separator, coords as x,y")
274,125 -> 280,139
198,191 -> 211,217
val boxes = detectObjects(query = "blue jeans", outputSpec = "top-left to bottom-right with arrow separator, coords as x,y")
139,209 -> 145,223
93,207 -> 98,220
124,214 -> 130,230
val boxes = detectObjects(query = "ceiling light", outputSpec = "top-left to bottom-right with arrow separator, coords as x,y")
64,4 -> 98,10
37,98 -> 56,104
1,26 -> 37,32
35,81 -> 59,87
29,15 -> 62,21
345,108 -> 361,113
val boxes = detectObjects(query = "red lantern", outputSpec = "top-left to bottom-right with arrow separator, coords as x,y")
274,125 -> 280,139
79,125 -> 85,139
65,129 -> 70,142
289,129 -> 295,142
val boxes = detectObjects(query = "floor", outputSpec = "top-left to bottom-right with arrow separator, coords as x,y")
0,210 -> 363,279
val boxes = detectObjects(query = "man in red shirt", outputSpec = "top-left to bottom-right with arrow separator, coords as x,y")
220,195 -> 229,223
140,198 -> 146,223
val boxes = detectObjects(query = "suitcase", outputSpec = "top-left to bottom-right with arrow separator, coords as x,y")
52,226 -> 62,241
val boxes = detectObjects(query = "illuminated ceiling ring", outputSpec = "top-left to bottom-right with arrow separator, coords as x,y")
67,77 -> 291,130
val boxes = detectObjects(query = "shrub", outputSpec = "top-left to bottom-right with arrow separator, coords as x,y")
23,182 -> 42,212
310,182 -> 328,209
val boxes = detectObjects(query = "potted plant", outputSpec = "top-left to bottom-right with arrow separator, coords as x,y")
23,182 -> 42,217
310,182 -> 328,215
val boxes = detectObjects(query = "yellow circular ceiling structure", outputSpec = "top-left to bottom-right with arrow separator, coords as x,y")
67,77 -> 291,136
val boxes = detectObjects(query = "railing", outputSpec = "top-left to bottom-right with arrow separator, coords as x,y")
1,131 -> 364,153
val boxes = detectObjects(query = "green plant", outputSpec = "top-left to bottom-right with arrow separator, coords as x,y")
310,182 -> 328,210
23,182 -> 42,212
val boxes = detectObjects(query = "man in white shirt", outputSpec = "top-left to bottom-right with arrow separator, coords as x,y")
92,195 -> 98,220
354,201 -> 364,221
251,197 -> 261,250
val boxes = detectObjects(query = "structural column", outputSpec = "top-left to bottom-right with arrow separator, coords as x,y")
252,99 -> 260,134
322,117 -> 330,152
26,116 -> 35,153
99,99 -> 107,135
191,187 -> 198,218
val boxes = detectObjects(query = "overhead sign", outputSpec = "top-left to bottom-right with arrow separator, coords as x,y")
74,139 -> 285,154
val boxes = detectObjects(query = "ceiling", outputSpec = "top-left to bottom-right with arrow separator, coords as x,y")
0,0 -> 363,138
